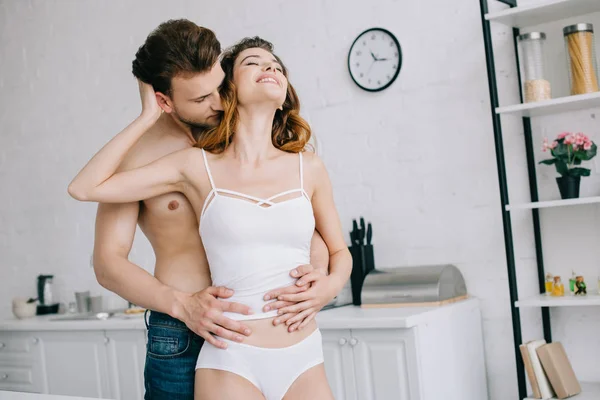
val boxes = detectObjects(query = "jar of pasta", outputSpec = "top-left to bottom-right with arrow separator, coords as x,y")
519,32 -> 551,102
564,23 -> 599,95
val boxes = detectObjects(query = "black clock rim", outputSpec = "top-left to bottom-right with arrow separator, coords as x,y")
347,27 -> 402,92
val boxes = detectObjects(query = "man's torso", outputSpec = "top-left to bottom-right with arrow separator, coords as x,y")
121,123 -> 211,293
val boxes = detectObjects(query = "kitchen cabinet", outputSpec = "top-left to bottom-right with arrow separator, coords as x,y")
0,320 -> 146,400
37,331 -> 111,398
0,333 -> 45,394
104,330 -> 146,400
317,298 -> 488,400
1,299 -> 486,399
322,328 -> 418,400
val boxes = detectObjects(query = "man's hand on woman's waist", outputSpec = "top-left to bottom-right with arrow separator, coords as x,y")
172,286 -> 253,349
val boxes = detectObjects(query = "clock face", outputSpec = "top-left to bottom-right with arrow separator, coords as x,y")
348,28 -> 402,92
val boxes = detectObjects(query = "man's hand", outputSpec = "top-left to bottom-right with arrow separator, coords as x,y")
262,264 -> 333,332
174,286 -> 253,349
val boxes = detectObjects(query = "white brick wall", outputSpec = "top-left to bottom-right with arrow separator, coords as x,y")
1,0 -> 599,399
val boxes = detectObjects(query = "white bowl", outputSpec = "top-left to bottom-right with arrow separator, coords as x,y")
12,298 -> 37,319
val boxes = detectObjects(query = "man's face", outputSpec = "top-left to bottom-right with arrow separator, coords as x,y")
168,62 -> 225,130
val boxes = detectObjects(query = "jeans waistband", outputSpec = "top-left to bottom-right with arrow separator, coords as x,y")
144,310 -> 188,330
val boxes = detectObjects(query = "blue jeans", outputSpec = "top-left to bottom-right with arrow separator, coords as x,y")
144,310 -> 204,400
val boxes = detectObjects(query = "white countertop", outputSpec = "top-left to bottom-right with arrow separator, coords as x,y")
0,391 -> 99,400
0,298 -> 479,332
0,312 -> 147,331
316,297 -> 478,329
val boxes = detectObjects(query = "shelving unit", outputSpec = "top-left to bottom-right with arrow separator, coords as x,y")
496,91 -> 600,117
516,293 -> 600,307
506,196 -> 600,211
485,0 -> 600,28
480,0 -> 600,399
525,382 -> 600,400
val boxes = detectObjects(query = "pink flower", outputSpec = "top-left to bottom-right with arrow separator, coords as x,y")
584,142 -> 592,150
542,138 -> 549,151
557,132 -> 569,140
551,141 -> 558,149
564,134 -> 575,145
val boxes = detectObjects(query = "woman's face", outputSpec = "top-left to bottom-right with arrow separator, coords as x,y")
233,47 -> 288,109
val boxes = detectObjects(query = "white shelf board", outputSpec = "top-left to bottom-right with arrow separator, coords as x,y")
496,92 -> 600,117
486,0 -> 600,28
525,382 -> 600,400
506,196 -> 600,211
516,293 -> 600,307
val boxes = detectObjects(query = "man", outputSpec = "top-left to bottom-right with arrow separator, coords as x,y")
91,19 -> 330,399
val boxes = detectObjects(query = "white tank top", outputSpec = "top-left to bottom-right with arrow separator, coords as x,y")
199,149 -> 315,321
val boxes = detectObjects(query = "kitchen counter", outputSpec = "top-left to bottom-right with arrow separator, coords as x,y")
0,391 -> 99,399
0,298 -> 478,331
0,312 -> 146,331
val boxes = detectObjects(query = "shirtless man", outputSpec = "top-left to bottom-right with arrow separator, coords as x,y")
91,20 -> 330,399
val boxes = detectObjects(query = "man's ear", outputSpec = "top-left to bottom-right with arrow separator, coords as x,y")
156,92 -> 173,113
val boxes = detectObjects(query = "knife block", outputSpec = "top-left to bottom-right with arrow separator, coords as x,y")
349,243 -> 375,305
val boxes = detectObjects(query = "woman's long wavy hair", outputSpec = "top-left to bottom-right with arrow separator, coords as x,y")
195,37 -> 311,154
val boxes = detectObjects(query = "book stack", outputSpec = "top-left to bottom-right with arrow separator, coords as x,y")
520,340 -> 581,399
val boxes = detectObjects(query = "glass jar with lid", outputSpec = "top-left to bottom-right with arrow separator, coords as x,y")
564,23 -> 599,95
518,32 -> 551,103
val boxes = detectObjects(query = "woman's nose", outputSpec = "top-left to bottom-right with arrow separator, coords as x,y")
264,63 -> 278,72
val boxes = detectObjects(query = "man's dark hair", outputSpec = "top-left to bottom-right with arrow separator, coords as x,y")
132,19 -> 221,95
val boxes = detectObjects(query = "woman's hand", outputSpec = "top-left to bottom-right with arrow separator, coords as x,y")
138,80 -> 162,122
266,267 -> 336,332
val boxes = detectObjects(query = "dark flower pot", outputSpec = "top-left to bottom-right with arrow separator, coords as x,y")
556,176 -> 581,199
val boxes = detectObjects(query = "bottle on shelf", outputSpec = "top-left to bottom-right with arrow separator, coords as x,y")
545,273 -> 554,296
552,276 -> 565,297
569,270 -> 577,295
575,276 -> 587,296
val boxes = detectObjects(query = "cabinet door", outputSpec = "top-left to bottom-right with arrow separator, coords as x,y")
104,330 -> 146,400
351,328 -> 420,400
0,332 -> 45,393
37,331 -> 111,398
321,329 -> 356,400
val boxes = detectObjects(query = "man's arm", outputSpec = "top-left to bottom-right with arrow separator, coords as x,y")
93,202 -> 253,349
93,202 -> 180,313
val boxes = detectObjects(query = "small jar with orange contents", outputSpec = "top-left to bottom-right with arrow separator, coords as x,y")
544,274 -> 554,296
551,276 -> 565,297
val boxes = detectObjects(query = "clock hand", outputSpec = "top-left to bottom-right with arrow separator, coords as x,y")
367,60 -> 376,76
370,51 -> 378,61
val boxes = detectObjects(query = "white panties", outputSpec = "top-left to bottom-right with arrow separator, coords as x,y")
195,328 -> 324,400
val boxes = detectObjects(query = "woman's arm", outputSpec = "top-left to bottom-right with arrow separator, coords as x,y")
309,154 -> 352,291
274,153 -> 352,331
68,81 -> 186,203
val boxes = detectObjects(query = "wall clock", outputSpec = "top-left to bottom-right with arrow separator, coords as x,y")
348,27 -> 402,92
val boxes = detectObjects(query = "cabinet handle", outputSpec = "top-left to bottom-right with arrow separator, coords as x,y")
0,374 -> 7,380
104,337 -> 110,345
32,337 -> 39,344
349,338 -> 359,346
0,342 -> 5,349
338,337 -> 347,346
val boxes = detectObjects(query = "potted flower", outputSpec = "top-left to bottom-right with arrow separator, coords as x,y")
539,132 -> 597,199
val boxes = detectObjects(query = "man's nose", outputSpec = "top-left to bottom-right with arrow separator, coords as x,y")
212,91 -> 223,111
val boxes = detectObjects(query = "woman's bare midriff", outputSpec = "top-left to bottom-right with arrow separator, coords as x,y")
236,317 -> 318,348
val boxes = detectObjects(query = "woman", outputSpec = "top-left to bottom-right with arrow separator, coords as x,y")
68,37 -> 351,400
